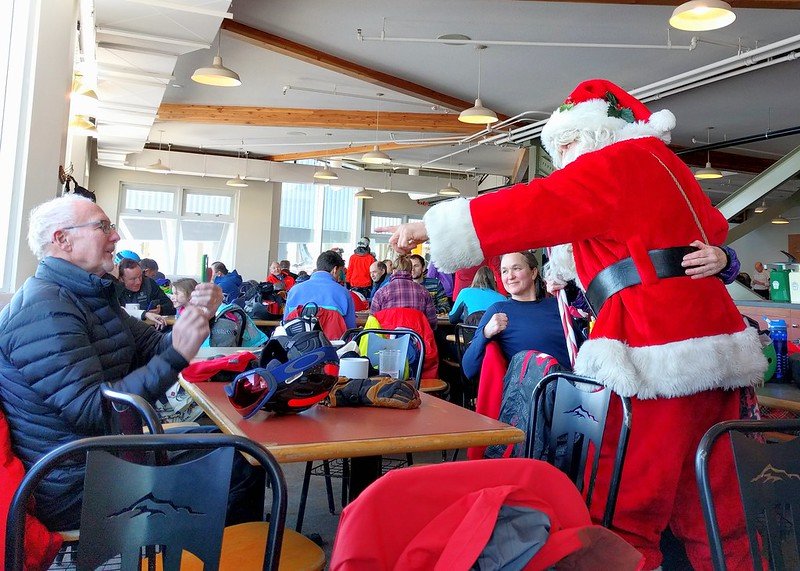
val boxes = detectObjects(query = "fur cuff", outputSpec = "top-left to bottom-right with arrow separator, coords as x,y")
424,198 -> 484,273
574,327 -> 766,399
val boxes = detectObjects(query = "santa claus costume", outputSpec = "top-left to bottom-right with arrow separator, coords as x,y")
422,79 -> 765,570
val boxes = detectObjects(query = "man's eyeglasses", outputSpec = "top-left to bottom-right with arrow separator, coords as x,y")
62,220 -> 117,235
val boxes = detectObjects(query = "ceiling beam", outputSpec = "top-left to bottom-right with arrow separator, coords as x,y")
269,141 -> 446,163
221,19 -> 509,119
156,104 -> 481,133
531,0 -> 800,8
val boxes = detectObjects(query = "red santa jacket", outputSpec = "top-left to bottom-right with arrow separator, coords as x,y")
424,137 -> 765,399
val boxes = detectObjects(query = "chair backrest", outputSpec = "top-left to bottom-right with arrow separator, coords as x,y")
352,328 -> 425,388
695,419 -> 800,571
453,324 -> 478,363
101,386 -> 164,436
6,433 -> 287,571
340,327 -> 363,343
524,372 -> 632,528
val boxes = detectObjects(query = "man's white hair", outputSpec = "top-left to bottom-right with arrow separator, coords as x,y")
553,127 -> 617,169
27,195 -> 94,260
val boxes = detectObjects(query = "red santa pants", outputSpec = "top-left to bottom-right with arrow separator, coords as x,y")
589,389 -> 752,570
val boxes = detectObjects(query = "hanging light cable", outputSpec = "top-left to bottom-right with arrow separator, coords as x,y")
695,127 -> 723,180
192,29 -> 242,87
227,145 -> 248,187
148,130 -> 171,172
459,45 -> 498,125
362,93 -> 392,164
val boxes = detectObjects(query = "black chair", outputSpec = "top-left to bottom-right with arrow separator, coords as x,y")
6,433 -> 288,571
295,328 -> 426,533
695,418 -> 800,571
340,327 -> 364,343
524,372 -> 632,528
453,324 -> 478,408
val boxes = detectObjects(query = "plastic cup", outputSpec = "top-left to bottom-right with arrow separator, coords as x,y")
378,349 -> 403,379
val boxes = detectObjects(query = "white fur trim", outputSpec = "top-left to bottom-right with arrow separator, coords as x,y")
423,198 -> 484,273
543,243 -> 583,290
574,327 -> 766,399
541,99 -> 675,163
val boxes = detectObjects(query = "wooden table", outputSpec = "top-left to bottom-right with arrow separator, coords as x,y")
180,378 -> 524,497
756,383 -> 800,414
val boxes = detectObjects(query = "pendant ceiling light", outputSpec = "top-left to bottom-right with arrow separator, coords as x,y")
669,0 -> 736,32
148,130 -> 171,172
362,93 -> 391,164
771,216 -> 790,225
313,161 -> 339,180
754,200 -> 768,213
694,127 -> 722,180
459,45 -> 498,125
355,188 -> 374,199
439,157 -> 461,196
227,146 -> 249,187
192,30 -> 242,87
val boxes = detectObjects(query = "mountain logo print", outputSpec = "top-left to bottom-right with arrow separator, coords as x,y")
751,464 -> 800,484
564,406 -> 597,423
106,493 -> 205,520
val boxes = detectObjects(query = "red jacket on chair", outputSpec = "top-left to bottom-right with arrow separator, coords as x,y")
372,307 -> 439,380
468,341 -> 508,460
285,305 -> 347,341
1,409 -> 62,570
330,458 -> 644,570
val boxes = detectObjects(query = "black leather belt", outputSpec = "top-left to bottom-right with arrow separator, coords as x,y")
584,246 -> 696,315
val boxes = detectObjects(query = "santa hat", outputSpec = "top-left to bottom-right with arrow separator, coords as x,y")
540,79 -> 675,163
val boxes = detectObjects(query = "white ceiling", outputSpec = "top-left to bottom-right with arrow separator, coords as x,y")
84,0 -> 800,202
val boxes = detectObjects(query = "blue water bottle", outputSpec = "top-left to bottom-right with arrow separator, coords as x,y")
765,317 -> 788,382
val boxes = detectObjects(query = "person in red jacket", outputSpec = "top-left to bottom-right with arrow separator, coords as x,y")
266,261 -> 295,292
347,237 -> 376,298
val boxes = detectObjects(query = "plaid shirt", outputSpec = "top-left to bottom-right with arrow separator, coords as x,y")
370,271 -> 437,328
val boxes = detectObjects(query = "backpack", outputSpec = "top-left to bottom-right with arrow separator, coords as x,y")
484,350 -> 565,459
204,303 -> 268,348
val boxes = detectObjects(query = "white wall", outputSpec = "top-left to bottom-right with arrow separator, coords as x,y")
362,191 -> 430,234
4,0 -> 78,291
90,165 -> 277,281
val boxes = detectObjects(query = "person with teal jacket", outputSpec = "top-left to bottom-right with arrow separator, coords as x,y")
449,266 -> 507,324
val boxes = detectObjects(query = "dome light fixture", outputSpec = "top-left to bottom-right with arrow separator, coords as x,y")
226,174 -> 248,187
771,216 -> 790,225
459,46 -> 498,125
694,127 -> 723,180
192,31 -> 242,87
754,200 -> 768,214
438,184 -> 461,196
669,0 -> 736,32
313,162 -> 339,180
355,188 -> 374,199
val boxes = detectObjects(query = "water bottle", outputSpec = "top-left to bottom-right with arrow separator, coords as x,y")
765,317 -> 788,382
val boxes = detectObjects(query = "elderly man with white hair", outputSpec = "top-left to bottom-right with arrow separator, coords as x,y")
0,195 -> 263,531
384,79 -> 765,569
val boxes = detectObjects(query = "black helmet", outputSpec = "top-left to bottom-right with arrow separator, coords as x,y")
226,331 -> 339,417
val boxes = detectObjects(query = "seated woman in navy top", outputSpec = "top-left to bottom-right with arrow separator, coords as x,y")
449,266 -> 507,324
461,251 -> 570,380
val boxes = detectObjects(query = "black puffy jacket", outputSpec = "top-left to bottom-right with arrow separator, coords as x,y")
0,257 -> 188,529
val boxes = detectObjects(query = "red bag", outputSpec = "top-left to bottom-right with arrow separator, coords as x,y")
181,351 -> 259,383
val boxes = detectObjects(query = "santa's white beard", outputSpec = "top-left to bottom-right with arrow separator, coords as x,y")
555,128 -> 616,169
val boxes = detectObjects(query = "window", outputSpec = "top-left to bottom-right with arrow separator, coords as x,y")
278,183 -> 359,274
116,184 -> 236,277
367,212 -> 423,262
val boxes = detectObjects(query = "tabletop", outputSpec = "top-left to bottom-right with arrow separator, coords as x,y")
756,383 -> 800,414
179,379 -> 524,464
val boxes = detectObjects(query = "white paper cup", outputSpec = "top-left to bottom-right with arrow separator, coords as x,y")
125,303 -> 141,312
339,357 -> 370,379
331,339 -> 346,348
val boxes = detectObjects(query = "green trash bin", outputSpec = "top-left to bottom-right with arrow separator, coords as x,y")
769,268 -> 791,302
